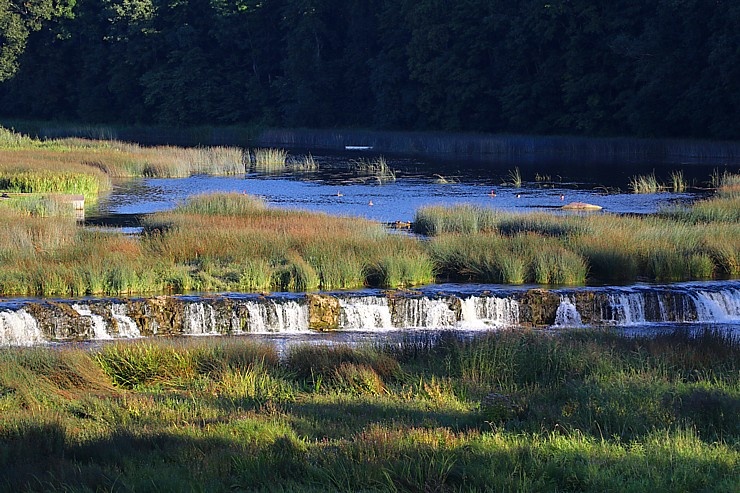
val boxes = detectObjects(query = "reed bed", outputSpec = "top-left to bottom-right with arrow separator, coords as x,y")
249,147 -> 289,173
350,156 -> 396,183
143,193 -> 431,292
629,172 -> 662,193
715,171 -> 740,198
1,330 -> 737,491
416,201 -> 740,283
0,127 -> 247,185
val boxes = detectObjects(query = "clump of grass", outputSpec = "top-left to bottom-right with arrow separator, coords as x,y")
0,170 -> 107,201
250,148 -> 289,173
714,171 -> 740,198
350,156 -> 396,183
366,249 -> 435,288
414,204 -> 499,235
288,153 -> 319,172
174,192 -> 266,216
670,170 -> 686,192
629,172 -> 661,193
0,194 -> 77,217
0,126 -> 36,148
504,167 -> 522,187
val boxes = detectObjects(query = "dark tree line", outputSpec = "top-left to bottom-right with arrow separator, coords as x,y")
1,0 -> 738,139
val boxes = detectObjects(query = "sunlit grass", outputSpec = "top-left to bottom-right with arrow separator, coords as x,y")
416,200 -> 740,283
629,172 -> 661,193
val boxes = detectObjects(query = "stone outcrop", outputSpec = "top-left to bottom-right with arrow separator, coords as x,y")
516,289 -> 560,327
307,293 -> 340,331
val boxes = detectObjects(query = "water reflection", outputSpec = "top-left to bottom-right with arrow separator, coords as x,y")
90,152 -> 703,224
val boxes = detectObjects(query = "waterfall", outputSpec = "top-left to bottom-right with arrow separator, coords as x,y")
339,297 -> 393,330
0,308 -> 44,346
109,304 -> 141,338
72,304 -> 111,340
604,292 -> 646,325
459,296 -> 519,328
392,297 -> 458,328
241,299 -> 309,333
554,296 -> 582,327
1,281 -> 738,346
692,288 -> 740,322
183,302 -> 219,336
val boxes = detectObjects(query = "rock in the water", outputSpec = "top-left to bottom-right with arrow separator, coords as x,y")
307,293 -> 340,331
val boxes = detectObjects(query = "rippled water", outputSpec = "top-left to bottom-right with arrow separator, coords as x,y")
90,152 -> 704,224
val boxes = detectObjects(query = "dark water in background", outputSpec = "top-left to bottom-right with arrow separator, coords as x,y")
88,151 -> 716,225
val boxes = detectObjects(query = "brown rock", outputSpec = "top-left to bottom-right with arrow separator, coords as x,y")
307,294 -> 340,331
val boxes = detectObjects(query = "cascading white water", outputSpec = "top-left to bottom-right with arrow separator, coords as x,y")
183,302 -> 219,335
459,296 -> 519,328
0,308 -> 44,346
393,297 -> 458,328
242,300 -> 309,333
554,296 -> 582,327
339,297 -> 393,330
1,282 -> 739,346
72,304 -> 111,340
110,304 -> 141,338
692,288 -> 740,322
605,292 -> 647,325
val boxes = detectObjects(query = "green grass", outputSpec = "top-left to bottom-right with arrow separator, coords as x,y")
415,198 -> 740,284
504,166 -> 523,187
0,329 -> 737,491
1,190 -> 739,297
629,172 -> 662,193
250,147 -> 289,173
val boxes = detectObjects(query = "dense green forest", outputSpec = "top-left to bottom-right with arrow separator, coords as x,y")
1,0 -> 738,139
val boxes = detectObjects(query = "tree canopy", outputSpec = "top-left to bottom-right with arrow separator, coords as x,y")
0,0 -> 76,81
1,0 -> 738,139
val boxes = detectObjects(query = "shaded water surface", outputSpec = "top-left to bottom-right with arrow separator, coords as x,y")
88,152 -> 711,225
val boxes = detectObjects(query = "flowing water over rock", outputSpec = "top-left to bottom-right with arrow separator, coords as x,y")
1,281 -> 738,346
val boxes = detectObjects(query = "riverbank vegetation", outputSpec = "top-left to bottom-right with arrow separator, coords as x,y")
415,194 -> 740,284
0,329 -> 737,491
1,188 -> 739,296
0,192 -> 435,296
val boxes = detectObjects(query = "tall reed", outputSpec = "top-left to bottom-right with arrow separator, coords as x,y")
250,148 -> 289,173
350,156 -> 396,183
629,172 -> 661,193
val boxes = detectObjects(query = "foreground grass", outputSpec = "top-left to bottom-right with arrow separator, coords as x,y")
0,329 -> 737,491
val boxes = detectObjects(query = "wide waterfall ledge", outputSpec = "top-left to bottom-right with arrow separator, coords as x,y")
1,281 -> 739,346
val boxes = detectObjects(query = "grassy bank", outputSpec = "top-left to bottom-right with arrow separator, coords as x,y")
416,194 -> 740,283
1,189 -> 739,296
0,193 -> 434,296
0,329 -> 737,491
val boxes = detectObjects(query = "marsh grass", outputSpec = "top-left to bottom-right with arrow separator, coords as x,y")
504,167 -> 523,187
350,156 -> 396,183
416,203 -> 739,284
1,330 -> 737,491
249,147 -> 288,173
0,127 -> 247,195
670,170 -> 686,192
629,172 -> 661,193
714,171 -> 740,198
288,152 -> 319,172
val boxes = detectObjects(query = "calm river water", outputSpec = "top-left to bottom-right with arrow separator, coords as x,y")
89,151 -> 709,224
